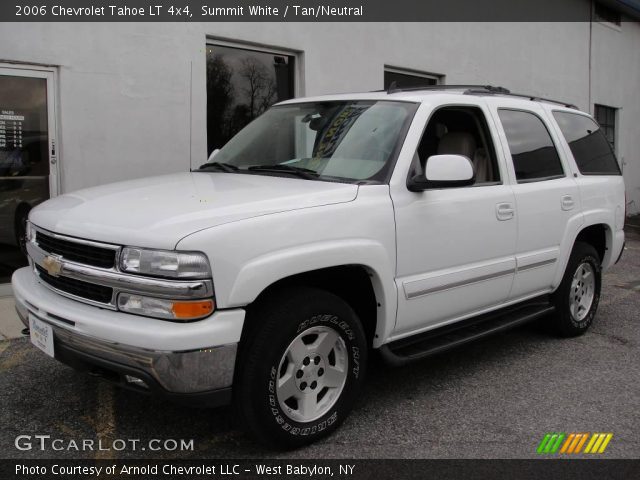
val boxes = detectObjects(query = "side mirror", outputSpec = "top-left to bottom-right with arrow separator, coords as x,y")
407,154 -> 475,192
207,149 -> 220,163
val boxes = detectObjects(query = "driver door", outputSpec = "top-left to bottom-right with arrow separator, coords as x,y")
391,102 -> 517,338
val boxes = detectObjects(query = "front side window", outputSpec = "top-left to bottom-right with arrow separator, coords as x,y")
553,111 -> 620,175
201,100 -> 417,183
412,106 -> 501,185
498,109 -> 564,182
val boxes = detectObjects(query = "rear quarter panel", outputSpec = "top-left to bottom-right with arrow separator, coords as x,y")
541,105 -> 626,277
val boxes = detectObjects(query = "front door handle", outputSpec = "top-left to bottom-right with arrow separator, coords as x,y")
496,202 -> 515,221
561,195 -> 575,211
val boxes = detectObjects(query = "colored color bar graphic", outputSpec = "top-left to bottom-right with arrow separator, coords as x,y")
537,433 -> 613,454
585,433 -> 614,454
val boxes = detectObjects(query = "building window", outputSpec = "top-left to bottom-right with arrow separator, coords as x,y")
594,104 -> 617,151
594,2 -> 621,26
384,67 -> 441,90
498,109 -> 564,183
206,44 -> 295,155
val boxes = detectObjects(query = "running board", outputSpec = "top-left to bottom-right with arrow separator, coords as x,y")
379,298 -> 555,366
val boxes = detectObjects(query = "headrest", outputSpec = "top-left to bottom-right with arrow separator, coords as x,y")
437,132 -> 476,160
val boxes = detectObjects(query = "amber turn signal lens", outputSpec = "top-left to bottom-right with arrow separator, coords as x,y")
171,300 -> 215,319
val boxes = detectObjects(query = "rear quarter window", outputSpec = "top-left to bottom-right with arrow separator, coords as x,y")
552,111 -> 621,175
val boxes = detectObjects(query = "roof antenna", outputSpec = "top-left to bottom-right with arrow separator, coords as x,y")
387,81 -> 400,94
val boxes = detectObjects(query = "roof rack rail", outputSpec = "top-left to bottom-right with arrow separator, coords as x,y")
462,87 -> 578,109
376,83 -> 578,110
377,84 -> 511,94
505,92 -> 578,110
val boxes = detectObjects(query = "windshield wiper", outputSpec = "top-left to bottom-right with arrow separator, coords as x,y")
248,164 -> 319,179
196,162 -> 239,173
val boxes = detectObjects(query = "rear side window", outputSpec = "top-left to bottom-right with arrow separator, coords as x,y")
553,111 -> 621,175
498,109 -> 564,182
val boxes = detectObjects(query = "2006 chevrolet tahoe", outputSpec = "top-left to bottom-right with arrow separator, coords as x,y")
12,85 -> 626,447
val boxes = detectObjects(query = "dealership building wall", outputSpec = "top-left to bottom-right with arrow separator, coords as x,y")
0,20 -> 638,211
0,18 -> 639,214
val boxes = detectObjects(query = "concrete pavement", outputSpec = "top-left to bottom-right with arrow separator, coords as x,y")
0,296 -> 22,340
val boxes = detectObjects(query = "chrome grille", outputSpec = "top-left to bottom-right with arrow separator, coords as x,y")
35,265 -> 114,304
36,231 -> 116,269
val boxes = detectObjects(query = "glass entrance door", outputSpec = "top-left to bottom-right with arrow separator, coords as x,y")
0,66 -> 57,291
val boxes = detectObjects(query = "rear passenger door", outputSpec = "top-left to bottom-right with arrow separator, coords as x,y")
491,105 -> 582,300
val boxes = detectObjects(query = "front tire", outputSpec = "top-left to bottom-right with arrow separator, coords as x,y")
234,287 -> 367,448
551,242 -> 602,337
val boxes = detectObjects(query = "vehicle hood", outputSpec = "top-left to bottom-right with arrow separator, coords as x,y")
30,172 -> 358,249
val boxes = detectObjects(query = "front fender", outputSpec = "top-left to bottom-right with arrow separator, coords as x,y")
229,239 -> 397,346
176,187 -> 398,347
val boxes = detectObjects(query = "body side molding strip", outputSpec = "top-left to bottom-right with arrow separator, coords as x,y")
405,268 -> 516,299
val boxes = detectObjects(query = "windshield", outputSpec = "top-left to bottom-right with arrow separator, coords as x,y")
202,100 -> 417,183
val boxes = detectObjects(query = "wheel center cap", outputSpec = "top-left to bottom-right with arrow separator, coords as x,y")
295,354 -> 325,392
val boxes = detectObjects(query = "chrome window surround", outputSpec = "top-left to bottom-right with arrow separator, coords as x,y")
27,226 -> 214,311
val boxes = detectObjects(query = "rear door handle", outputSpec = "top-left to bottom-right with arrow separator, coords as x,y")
561,195 -> 575,211
496,202 -> 515,221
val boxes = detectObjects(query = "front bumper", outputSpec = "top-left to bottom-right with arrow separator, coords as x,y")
12,267 -> 245,406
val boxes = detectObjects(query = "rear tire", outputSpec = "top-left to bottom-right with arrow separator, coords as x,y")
550,242 -> 601,337
234,287 -> 367,448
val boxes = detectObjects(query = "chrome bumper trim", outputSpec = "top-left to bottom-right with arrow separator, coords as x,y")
15,305 -> 236,393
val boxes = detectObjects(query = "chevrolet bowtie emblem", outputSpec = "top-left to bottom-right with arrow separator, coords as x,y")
42,256 -> 64,277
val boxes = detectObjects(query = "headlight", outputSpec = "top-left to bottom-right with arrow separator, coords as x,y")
118,293 -> 214,321
120,247 -> 211,279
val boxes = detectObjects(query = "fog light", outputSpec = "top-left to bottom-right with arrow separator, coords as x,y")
117,293 -> 214,321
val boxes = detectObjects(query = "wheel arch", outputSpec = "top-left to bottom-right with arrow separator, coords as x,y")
554,221 -> 612,289
242,264 -> 391,350
574,223 -> 609,264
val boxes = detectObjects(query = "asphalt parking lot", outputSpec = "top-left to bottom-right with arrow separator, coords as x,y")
1,229 -> 638,460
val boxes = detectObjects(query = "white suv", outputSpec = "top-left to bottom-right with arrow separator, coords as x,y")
12,86 -> 626,447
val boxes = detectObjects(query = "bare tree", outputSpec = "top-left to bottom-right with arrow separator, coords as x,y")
239,58 -> 276,119
206,54 -> 234,149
